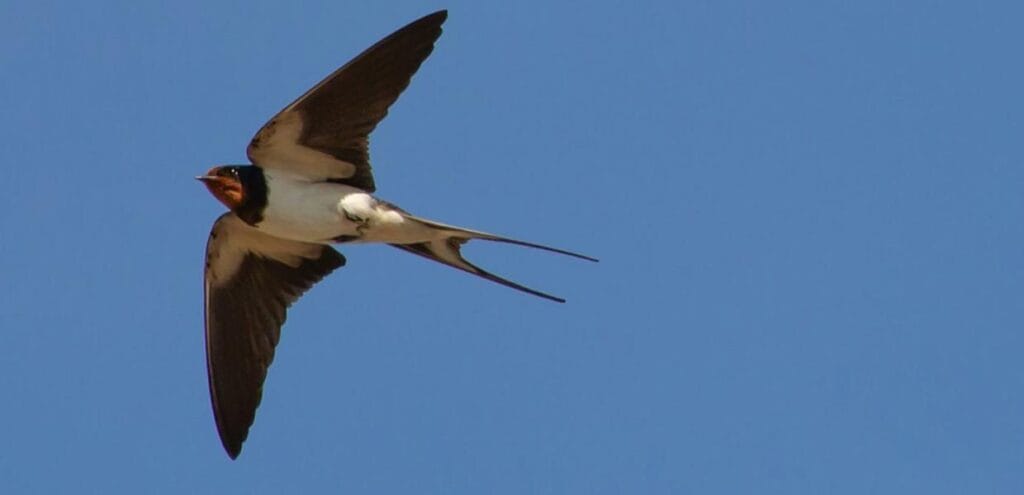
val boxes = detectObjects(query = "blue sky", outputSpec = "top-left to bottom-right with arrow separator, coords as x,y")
2,0 -> 1022,493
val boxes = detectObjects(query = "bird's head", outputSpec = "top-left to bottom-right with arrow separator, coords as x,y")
197,166 -> 246,210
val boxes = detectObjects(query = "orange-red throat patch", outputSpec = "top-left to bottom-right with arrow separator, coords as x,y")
200,171 -> 245,210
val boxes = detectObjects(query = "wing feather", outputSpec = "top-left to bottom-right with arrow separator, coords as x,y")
204,213 -> 345,458
246,10 -> 448,191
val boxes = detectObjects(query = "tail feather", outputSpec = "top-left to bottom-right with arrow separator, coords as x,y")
401,214 -> 599,261
391,240 -> 567,302
473,236 -> 599,262
390,215 -> 597,303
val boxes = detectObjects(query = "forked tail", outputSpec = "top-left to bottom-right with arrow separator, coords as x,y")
390,216 -> 597,303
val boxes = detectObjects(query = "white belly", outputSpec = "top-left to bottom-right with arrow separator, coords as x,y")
255,171 -> 442,244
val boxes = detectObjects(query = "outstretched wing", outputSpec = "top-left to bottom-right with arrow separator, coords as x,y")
246,10 -> 448,192
203,213 -> 345,459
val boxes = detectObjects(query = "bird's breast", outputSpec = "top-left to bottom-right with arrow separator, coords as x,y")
256,172 -> 363,243
256,170 -> 445,245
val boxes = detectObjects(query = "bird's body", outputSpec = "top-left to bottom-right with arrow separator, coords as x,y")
198,10 -> 595,459
258,170 -> 413,244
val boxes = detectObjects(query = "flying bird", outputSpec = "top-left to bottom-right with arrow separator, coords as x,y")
198,10 -> 596,459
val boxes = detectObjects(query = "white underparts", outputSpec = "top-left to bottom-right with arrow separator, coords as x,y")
257,170 -> 445,245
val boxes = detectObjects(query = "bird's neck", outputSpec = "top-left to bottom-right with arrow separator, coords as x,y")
235,166 -> 268,226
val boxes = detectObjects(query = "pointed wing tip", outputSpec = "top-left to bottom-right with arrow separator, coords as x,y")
426,9 -> 448,22
216,420 -> 246,459
412,10 -> 448,31
419,10 -> 448,36
420,10 -> 449,37
217,426 -> 244,459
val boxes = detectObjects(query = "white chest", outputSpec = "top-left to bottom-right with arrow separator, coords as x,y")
254,171 -> 441,245
256,172 -> 363,243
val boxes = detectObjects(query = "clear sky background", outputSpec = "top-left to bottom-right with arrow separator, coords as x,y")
2,0 -> 1022,493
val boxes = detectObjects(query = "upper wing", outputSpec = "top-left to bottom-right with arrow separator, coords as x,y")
203,213 -> 346,459
246,10 -> 448,192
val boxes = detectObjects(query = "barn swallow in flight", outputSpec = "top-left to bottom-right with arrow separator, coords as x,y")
198,10 -> 596,459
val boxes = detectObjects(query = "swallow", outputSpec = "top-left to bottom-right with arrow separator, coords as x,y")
198,10 -> 596,459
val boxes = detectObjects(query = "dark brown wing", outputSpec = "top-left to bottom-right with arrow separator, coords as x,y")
246,10 -> 448,192
203,213 -> 345,459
